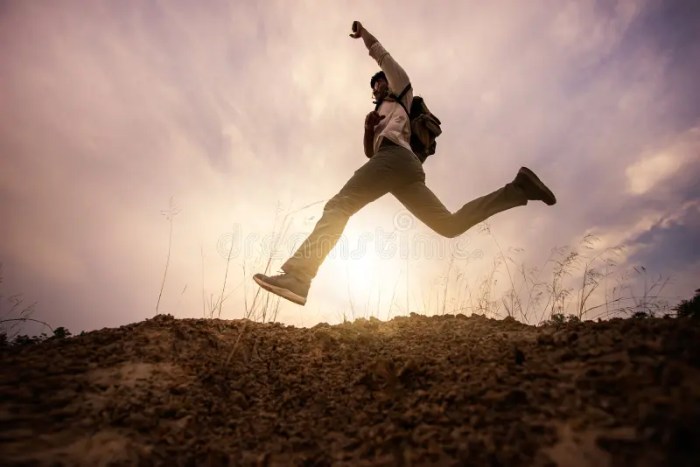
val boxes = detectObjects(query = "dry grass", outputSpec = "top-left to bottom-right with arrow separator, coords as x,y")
340,226 -> 675,325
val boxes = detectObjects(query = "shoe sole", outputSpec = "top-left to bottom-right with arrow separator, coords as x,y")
253,275 -> 307,306
520,167 -> 557,205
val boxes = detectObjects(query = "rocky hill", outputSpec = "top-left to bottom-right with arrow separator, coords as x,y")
1,313 -> 698,466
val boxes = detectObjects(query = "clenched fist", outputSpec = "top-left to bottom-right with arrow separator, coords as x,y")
349,21 -> 363,38
365,111 -> 385,130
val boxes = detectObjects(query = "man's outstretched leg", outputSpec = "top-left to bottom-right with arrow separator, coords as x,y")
391,166 -> 556,238
253,199 -> 355,306
254,145 -> 425,305
253,198 -> 361,306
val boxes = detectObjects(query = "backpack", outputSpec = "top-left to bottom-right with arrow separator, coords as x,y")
376,83 -> 442,163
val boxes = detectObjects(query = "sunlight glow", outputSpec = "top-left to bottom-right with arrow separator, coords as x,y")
317,222 -> 407,318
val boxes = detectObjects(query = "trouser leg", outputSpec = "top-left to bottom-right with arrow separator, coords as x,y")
392,180 -> 527,238
282,146 -> 423,281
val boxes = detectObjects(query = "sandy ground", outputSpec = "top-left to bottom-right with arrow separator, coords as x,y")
1,313 -> 699,466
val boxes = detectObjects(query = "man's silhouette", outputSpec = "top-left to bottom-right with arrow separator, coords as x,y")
254,21 -> 555,305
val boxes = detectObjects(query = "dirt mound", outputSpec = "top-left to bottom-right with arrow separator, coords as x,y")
1,313 -> 699,466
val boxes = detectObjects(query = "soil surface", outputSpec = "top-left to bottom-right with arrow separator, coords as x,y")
1,313 -> 699,466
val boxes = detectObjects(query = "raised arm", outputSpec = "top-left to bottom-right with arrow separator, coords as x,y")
350,21 -> 410,95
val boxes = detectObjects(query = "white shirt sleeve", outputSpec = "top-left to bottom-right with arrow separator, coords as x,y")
368,42 -> 411,97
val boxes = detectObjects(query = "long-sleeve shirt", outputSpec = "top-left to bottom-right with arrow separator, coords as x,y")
368,41 -> 413,155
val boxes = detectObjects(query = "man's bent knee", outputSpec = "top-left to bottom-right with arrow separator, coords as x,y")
432,223 -> 461,239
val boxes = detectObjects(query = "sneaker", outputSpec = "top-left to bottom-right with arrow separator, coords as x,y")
513,167 -> 557,205
253,273 -> 309,306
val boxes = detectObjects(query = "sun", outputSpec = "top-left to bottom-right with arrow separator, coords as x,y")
320,227 -> 405,316
345,253 -> 380,299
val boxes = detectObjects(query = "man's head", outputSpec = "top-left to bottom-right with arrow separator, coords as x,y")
370,70 -> 389,102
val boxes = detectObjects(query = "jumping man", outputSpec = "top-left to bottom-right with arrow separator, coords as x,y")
253,21 -> 556,305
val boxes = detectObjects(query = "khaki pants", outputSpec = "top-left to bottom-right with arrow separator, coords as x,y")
282,141 -> 527,282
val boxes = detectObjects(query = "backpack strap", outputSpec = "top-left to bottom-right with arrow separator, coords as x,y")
394,83 -> 412,116
375,83 -> 412,114
395,83 -> 412,102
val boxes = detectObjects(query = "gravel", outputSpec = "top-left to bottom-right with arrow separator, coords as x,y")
1,313 -> 698,466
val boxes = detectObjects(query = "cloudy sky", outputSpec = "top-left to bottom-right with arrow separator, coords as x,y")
1,0 -> 698,334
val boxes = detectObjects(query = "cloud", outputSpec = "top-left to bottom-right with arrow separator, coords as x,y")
628,200 -> 700,268
626,152 -> 683,195
1,0 -> 699,332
